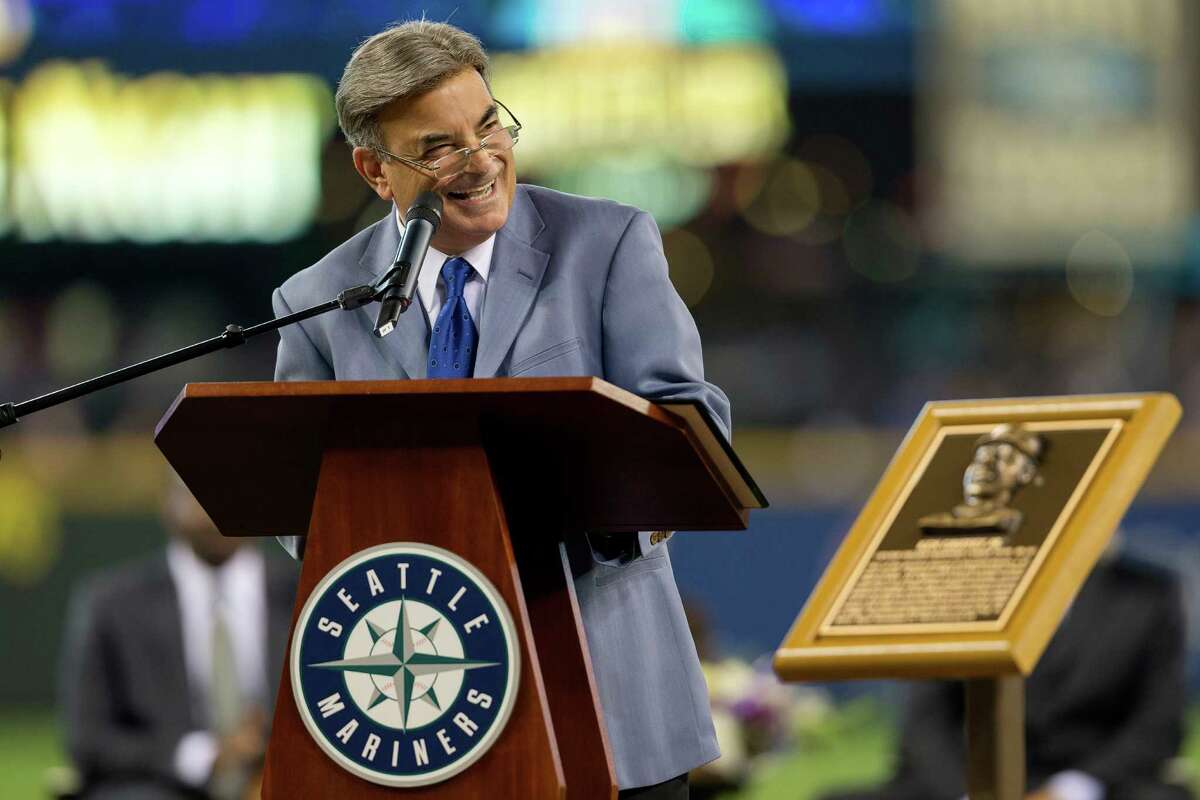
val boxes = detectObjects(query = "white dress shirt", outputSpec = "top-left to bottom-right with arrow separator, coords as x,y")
165,542 -> 268,787
960,771 -> 1102,800
395,209 -> 493,329
1044,771 -> 1104,800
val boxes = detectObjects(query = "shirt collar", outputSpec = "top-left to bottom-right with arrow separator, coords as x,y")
166,538 -> 261,595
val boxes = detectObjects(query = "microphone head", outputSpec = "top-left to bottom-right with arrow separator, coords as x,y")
405,191 -> 443,227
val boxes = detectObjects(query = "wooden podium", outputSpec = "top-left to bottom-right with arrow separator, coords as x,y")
155,377 -> 766,799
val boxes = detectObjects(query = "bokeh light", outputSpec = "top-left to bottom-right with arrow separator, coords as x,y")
544,159 -> 713,230
1065,229 -> 1134,317
792,163 -> 851,245
771,0 -> 891,35
0,468 -> 60,587
491,43 -> 789,172
662,228 -> 716,307
805,163 -> 852,217
10,62 -> 334,243
509,0 -> 771,47
0,78 -> 8,235
736,159 -> 820,236
797,134 -> 873,210
526,0 -> 678,46
680,0 -> 771,44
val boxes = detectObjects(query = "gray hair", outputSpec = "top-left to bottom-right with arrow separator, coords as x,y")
335,21 -> 490,152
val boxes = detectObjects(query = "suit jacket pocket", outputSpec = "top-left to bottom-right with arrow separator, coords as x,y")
593,546 -> 668,588
509,337 -> 583,376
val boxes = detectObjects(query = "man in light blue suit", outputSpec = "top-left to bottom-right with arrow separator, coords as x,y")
273,21 -> 728,798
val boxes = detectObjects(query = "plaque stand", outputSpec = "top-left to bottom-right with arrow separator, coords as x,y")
965,677 -> 1024,800
773,394 -> 1182,800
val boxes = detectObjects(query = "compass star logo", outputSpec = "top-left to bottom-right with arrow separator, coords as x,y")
291,543 -> 520,787
313,597 -> 499,731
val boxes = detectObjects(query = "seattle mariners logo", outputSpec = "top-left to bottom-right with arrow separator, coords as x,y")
291,542 -> 520,787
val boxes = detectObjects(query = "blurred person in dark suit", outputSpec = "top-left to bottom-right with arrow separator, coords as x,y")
59,479 -> 297,799
821,555 -> 1192,800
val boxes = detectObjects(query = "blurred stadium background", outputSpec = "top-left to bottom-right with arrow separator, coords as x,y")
4,0 -> 1200,796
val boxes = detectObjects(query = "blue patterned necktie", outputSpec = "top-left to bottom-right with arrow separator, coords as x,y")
428,256 -> 478,378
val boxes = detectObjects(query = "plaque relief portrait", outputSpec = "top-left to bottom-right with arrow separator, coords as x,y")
918,423 -> 1045,537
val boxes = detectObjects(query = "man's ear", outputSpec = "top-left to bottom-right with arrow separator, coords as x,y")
352,146 -> 393,201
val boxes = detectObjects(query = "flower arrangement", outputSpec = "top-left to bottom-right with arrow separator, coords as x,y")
692,655 -> 832,791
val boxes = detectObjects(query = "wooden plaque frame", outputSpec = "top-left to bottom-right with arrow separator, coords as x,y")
774,393 -> 1180,682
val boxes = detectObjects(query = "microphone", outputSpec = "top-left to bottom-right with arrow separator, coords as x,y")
374,191 -> 443,337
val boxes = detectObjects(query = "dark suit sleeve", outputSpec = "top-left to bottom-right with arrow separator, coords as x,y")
1076,576 -> 1187,782
600,210 -> 731,439
60,581 -> 183,786
892,680 -> 967,799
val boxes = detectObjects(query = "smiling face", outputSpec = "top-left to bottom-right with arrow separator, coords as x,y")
352,68 -> 516,255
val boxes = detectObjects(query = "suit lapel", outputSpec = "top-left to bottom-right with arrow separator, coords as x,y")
475,189 -> 549,378
355,211 -> 430,380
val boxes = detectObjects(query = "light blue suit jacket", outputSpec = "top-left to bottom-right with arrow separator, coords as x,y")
272,184 -> 728,789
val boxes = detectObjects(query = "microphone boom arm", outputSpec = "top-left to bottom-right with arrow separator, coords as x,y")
0,283 -> 378,431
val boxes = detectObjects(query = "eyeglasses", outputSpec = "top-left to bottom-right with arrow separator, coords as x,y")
375,99 -> 522,184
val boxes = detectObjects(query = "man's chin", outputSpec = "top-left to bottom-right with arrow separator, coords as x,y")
439,206 -> 509,248
433,177 -> 513,251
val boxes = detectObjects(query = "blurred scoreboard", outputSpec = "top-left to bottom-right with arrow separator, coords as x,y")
0,0 -> 796,243
921,0 -> 1195,268
2,64 -> 333,243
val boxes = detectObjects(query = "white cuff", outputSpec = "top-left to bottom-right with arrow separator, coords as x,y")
637,531 -> 654,558
1045,770 -> 1104,800
636,531 -> 673,557
174,730 -> 219,788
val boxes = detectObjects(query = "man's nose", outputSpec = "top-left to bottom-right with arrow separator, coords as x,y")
463,144 -> 494,173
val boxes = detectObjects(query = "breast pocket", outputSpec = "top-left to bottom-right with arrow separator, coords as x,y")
509,337 -> 584,376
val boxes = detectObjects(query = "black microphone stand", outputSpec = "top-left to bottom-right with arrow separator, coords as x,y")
0,283 -> 379,433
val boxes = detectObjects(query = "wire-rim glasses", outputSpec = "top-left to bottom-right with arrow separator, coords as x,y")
374,99 -> 522,184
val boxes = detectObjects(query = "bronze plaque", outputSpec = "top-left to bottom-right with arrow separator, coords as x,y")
775,394 -> 1180,681
820,419 -> 1122,635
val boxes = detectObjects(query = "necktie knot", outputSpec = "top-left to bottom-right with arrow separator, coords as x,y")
440,257 -> 472,298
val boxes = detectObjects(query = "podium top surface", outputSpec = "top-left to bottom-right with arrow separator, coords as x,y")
155,377 -> 766,539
